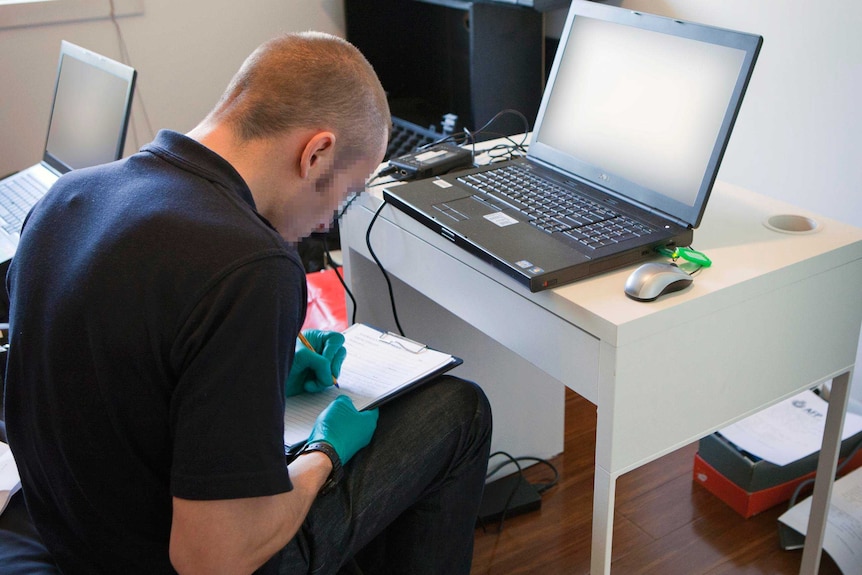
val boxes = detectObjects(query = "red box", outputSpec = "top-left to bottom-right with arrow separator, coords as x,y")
693,438 -> 862,518
303,268 -> 348,332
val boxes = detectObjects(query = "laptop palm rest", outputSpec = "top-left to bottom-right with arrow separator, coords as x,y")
431,196 -> 591,268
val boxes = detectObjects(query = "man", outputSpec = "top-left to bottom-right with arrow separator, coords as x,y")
5,32 -> 492,574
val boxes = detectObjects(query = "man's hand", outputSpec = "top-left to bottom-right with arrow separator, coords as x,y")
284,329 -> 346,397
308,395 -> 378,464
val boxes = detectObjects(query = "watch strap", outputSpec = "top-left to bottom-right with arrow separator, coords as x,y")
301,441 -> 343,494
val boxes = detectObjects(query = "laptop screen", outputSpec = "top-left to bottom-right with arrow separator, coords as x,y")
43,41 -> 136,174
530,1 -> 761,228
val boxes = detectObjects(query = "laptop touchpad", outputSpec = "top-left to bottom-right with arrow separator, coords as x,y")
432,196 -> 515,223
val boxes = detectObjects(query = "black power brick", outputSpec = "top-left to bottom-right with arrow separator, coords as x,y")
476,473 -> 542,525
388,142 -> 473,181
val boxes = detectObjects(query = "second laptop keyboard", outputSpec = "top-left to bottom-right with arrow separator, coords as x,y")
458,164 -> 653,249
0,172 -> 48,236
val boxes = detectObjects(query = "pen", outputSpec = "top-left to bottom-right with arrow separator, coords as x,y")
297,332 -> 339,388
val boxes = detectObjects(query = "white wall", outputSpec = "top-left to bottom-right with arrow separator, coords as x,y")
0,0 -> 345,169
2,0 -> 861,403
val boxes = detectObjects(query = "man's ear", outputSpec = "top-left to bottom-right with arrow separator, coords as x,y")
299,131 -> 336,179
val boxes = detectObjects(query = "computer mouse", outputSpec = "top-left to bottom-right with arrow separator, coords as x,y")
624,262 -> 693,302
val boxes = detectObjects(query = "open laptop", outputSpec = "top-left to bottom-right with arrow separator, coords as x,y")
0,40 -> 136,262
383,1 -> 762,292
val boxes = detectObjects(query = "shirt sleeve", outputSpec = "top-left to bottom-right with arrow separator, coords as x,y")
168,253 -> 305,500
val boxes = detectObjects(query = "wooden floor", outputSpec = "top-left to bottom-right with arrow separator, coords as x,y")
472,389 -> 842,575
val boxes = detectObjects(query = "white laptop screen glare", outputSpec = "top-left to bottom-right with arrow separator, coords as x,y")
533,9 -> 752,223
45,52 -> 132,171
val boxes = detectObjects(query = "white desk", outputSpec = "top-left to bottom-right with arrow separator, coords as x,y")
340,166 -> 862,573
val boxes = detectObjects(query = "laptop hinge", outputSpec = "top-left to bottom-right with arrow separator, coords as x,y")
640,205 -> 691,230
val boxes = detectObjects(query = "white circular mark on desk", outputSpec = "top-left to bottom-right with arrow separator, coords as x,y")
763,214 -> 822,234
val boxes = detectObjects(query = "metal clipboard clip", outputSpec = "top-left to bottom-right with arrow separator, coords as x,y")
378,331 -> 427,354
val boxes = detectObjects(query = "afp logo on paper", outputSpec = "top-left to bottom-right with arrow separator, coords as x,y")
792,399 -> 824,419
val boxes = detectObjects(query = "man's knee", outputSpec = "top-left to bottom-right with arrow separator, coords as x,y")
370,375 -> 492,462
431,375 -> 492,442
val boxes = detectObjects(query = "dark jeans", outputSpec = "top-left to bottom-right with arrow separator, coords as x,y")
278,375 -> 493,575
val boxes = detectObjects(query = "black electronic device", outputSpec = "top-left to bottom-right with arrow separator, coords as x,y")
476,473 -> 542,525
388,142 -> 474,181
345,0 -> 543,139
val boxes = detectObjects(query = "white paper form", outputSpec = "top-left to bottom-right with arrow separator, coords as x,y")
717,390 -> 862,466
0,441 -> 21,515
779,466 -> 862,575
283,324 -> 456,446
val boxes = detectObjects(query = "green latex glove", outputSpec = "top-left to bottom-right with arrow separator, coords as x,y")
308,395 -> 378,464
284,330 -> 347,397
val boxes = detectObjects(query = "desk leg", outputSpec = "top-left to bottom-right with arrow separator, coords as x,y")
799,371 -> 851,575
590,466 -> 616,575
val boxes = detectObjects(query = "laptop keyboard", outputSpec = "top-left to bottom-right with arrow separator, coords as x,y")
0,172 -> 48,235
458,164 -> 654,250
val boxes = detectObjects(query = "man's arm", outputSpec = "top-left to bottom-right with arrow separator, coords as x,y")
168,395 -> 377,574
169,451 -> 331,575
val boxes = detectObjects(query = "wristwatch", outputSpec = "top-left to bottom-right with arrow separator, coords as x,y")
300,441 -> 343,494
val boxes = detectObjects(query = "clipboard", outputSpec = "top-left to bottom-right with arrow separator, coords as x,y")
283,324 -> 462,447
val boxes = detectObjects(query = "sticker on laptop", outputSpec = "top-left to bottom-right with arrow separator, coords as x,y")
515,260 -> 543,274
483,212 -> 518,227
432,179 -> 453,189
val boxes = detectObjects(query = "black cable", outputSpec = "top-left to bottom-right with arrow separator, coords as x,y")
367,165 -> 398,187
364,200 -> 405,337
486,454 -> 560,495
462,127 -> 476,158
478,451 -> 560,533
493,456 -> 560,495
415,109 -> 531,156
321,237 -> 358,326
482,109 -> 530,138
325,163 -> 403,325
480,451 -> 525,534
481,138 -> 529,163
